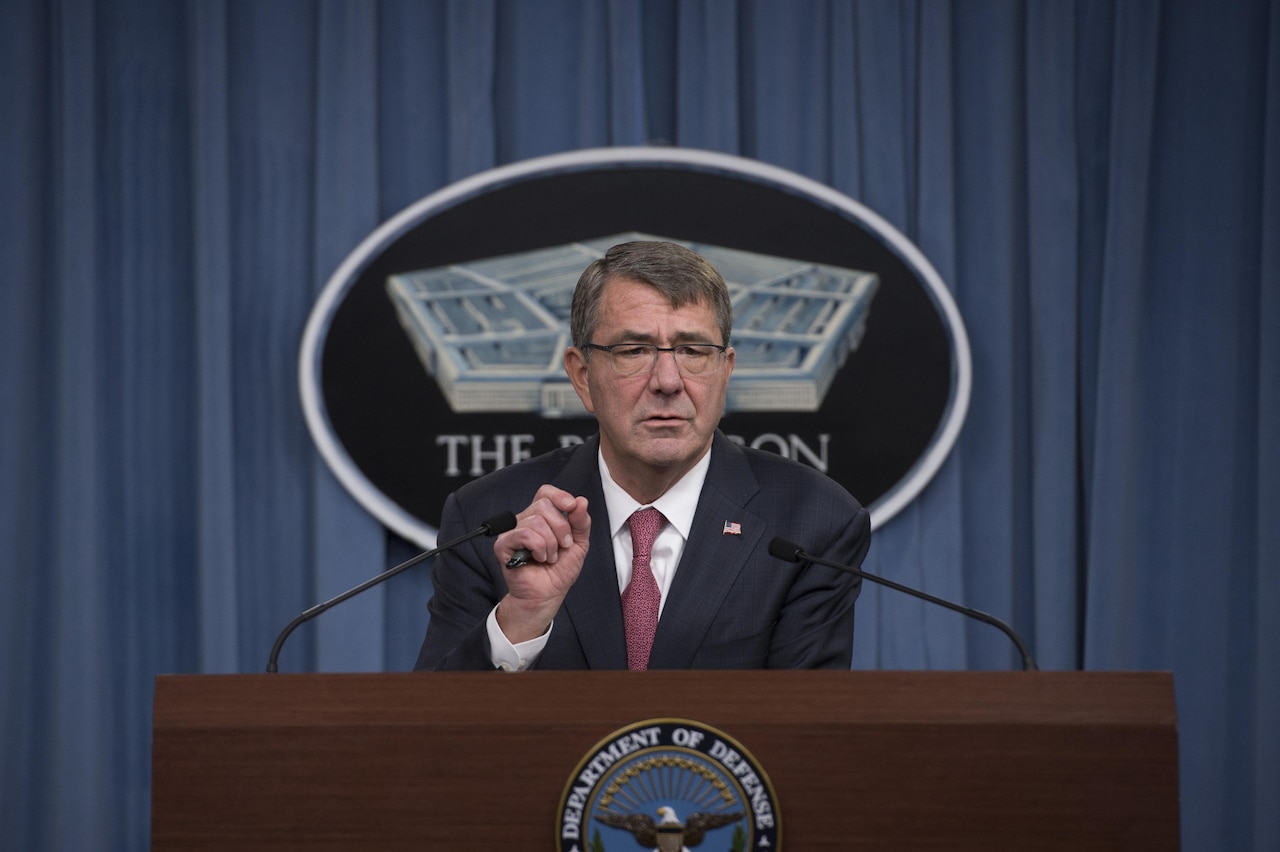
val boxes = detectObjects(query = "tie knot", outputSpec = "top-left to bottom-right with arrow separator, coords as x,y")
628,507 -> 664,560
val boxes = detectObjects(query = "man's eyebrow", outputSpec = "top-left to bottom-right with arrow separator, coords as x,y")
606,330 -> 721,344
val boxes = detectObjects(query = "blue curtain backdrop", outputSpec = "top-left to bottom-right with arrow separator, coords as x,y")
2,0 -> 1276,849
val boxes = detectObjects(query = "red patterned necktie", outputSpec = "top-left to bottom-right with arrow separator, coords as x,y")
622,507 -> 664,671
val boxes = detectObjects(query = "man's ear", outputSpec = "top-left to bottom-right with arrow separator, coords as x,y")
564,347 -> 595,413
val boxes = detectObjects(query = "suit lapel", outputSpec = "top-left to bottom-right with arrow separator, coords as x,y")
554,437 -> 629,669
648,434 -> 762,669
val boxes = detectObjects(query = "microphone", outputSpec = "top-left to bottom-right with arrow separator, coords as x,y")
768,537 -> 1038,671
266,511 -> 517,672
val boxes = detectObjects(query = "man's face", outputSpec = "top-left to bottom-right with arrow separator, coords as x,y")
565,277 -> 735,499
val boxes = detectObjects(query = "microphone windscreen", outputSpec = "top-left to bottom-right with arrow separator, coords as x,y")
767,537 -> 804,563
482,511 -> 518,535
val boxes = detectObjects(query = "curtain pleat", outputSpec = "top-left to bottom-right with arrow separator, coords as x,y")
1024,0 -> 1082,670
603,0 -> 648,145
1084,0 -> 1164,668
445,0 -> 497,179
377,0 -> 451,214
0,0 -> 51,843
190,0 -> 242,676
1,2 -> 1276,849
225,0 -> 321,671
1252,7 -> 1280,850
675,0 -> 740,152
951,0 -> 1032,669
1252,8 -> 1280,848
910,0 -> 968,672
47,0 -> 116,848
309,0 -> 388,674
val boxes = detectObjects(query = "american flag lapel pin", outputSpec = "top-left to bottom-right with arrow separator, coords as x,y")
722,520 -> 742,535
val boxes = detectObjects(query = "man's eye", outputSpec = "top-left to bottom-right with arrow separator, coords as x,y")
614,345 -> 653,359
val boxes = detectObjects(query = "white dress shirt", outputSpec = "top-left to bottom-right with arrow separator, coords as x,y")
486,448 -> 712,671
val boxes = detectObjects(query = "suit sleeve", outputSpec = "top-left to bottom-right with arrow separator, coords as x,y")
764,479 -> 871,669
413,492 -> 506,671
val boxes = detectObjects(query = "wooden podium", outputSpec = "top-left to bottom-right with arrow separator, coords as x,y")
151,671 -> 1179,850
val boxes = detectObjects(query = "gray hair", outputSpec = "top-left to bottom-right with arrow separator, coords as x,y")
569,241 -> 734,349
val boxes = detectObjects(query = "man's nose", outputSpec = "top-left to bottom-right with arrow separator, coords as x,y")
649,348 -> 685,390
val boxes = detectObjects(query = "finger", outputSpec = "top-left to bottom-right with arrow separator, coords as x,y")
521,490 -> 577,549
565,496 -> 591,544
501,491 -> 574,566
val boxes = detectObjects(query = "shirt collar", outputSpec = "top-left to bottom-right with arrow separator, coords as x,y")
598,446 -> 712,542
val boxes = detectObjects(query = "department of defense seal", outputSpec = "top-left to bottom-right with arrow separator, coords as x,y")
557,719 -> 781,852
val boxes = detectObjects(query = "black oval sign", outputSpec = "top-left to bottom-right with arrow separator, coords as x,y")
301,148 -> 969,547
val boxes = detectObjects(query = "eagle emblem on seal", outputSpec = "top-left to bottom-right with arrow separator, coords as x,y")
596,805 -> 744,851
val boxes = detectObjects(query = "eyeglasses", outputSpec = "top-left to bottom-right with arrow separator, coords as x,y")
582,342 -> 729,376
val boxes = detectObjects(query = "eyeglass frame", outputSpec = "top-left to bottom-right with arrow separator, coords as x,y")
580,342 -> 730,376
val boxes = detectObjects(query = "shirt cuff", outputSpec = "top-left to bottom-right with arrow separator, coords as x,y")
485,605 -> 551,671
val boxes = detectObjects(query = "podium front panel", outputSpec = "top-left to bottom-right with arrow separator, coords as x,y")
152,671 -> 1179,850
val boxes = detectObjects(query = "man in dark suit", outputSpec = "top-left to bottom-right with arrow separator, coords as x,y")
415,240 -> 870,671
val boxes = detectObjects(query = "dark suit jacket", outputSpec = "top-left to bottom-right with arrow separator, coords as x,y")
414,430 -> 870,671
